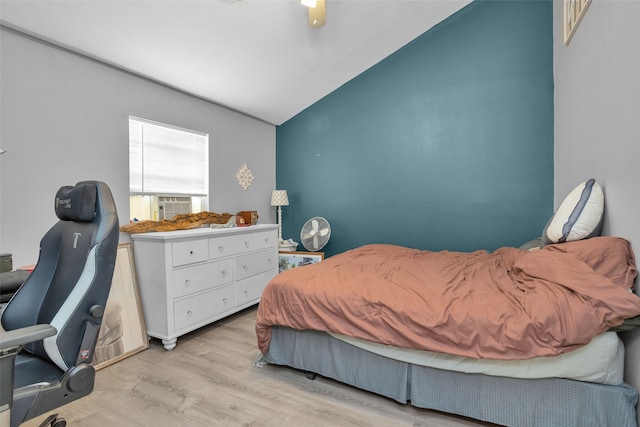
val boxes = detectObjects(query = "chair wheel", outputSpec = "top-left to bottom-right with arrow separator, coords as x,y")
38,414 -> 66,427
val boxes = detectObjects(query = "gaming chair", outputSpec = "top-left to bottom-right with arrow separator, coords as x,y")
0,181 -> 119,427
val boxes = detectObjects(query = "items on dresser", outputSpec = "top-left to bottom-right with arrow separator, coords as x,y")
130,224 -> 278,350
237,210 -> 259,225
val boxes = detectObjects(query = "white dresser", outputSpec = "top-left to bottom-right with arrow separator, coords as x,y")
130,224 -> 278,350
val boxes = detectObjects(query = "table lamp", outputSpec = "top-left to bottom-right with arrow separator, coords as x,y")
270,190 -> 289,242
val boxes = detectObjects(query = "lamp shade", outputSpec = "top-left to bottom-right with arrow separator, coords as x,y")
271,190 -> 289,206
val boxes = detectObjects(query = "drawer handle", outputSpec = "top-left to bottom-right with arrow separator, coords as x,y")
189,250 -> 194,255
265,238 -> 269,244
223,297 -> 229,304
185,279 -> 191,287
244,290 -> 248,296
267,258 -> 272,264
187,310 -> 193,318
221,270 -> 227,277
243,265 -> 249,272
218,245 -> 225,252
244,241 -> 250,248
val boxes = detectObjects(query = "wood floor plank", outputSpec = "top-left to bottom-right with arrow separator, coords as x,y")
21,307 -> 490,427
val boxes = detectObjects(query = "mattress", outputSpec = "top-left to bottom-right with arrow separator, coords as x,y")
330,330 -> 624,385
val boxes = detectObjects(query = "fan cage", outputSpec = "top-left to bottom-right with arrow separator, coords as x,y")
300,216 -> 331,251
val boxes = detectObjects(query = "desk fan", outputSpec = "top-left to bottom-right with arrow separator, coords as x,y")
300,217 -> 331,251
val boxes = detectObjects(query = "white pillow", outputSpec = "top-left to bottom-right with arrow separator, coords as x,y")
541,179 -> 604,246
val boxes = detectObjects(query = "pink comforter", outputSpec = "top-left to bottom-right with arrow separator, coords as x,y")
256,237 -> 640,360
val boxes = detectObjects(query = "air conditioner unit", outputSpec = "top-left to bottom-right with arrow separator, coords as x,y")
157,196 -> 192,220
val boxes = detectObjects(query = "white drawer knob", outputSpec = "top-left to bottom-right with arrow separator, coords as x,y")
187,310 -> 193,317
221,270 -> 227,277
218,245 -> 224,252
243,265 -> 248,272
185,279 -> 191,287
244,241 -> 250,248
267,258 -> 272,264
223,298 -> 229,303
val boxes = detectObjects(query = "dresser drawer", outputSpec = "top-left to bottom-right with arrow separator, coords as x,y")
208,234 -> 247,259
250,230 -> 278,251
234,249 -> 277,281
172,259 -> 233,298
208,231 -> 278,260
173,285 -> 235,332
172,239 -> 208,267
236,269 -> 278,306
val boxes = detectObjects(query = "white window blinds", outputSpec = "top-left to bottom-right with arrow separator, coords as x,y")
129,117 -> 208,196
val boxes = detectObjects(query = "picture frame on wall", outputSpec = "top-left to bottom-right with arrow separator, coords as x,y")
91,243 -> 148,370
278,251 -> 325,273
564,0 -> 591,45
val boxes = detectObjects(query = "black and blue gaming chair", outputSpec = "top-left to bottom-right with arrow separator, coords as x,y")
0,181 -> 119,427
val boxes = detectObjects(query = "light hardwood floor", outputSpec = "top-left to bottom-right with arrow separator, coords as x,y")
23,307 -> 494,427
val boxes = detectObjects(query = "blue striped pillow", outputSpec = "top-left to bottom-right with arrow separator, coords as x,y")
541,179 -> 604,246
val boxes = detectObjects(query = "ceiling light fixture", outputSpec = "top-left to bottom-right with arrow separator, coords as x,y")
301,0 -> 325,28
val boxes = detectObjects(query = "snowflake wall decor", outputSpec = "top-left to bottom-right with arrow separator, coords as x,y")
235,163 -> 254,191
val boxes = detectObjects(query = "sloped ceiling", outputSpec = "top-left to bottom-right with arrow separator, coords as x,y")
0,0 -> 471,125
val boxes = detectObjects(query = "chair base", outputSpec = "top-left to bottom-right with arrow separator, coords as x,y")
11,364 -> 95,427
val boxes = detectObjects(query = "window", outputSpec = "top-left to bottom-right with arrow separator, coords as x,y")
129,117 -> 209,221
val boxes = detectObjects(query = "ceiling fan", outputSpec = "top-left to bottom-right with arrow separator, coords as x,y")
301,0 -> 326,28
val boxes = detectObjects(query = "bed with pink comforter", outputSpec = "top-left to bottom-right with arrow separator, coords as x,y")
257,236 -> 640,360
255,236 -> 640,427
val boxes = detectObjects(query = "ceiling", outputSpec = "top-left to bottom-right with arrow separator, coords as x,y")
0,0 -> 471,126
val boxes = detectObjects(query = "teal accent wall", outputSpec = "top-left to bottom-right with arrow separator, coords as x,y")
276,0 -> 553,256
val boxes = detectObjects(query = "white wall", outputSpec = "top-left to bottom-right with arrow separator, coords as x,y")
0,27 -> 276,268
553,0 -> 640,415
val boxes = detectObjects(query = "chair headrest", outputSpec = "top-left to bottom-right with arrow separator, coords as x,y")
55,183 -> 97,222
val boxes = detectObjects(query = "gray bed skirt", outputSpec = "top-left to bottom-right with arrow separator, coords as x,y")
260,326 -> 638,427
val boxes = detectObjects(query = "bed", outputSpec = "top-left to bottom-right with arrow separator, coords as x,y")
255,237 -> 640,426
255,180 -> 640,426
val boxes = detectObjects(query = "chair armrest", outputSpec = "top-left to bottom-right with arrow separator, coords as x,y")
0,324 -> 57,352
